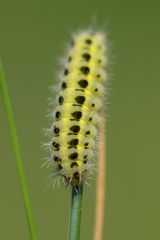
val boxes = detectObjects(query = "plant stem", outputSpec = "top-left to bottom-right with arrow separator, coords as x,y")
0,62 -> 37,240
69,184 -> 83,240
93,114 -> 106,240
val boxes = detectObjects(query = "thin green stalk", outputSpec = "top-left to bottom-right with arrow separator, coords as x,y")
69,184 -> 83,240
0,62 -> 37,240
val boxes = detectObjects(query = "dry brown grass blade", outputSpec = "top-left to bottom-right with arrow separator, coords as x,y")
94,114 -> 106,240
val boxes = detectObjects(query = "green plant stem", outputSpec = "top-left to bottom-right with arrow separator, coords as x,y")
69,184 -> 83,240
0,62 -> 37,240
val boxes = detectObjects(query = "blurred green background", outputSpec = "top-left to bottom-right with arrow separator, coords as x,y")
0,0 -> 160,239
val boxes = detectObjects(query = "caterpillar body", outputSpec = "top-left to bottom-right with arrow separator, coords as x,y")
48,30 -> 107,185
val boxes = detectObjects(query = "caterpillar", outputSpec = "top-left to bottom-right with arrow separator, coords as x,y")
47,30 -> 108,185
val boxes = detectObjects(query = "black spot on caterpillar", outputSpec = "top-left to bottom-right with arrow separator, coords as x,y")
75,96 -> 85,105
72,104 -> 82,107
83,154 -> 88,159
54,127 -> 60,134
52,142 -> 60,148
67,132 -> 78,135
61,82 -> 67,89
70,125 -> 80,133
64,69 -> 69,75
54,156 -> 61,162
71,111 -> 82,120
85,39 -> 92,44
55,111 -> 61,119
82,53 -> 91,61
84,142 -> 89,146
69,152 -> 78,160
73,172 -> 80,180
59,96 -> 64,105
80,66 -> 90,75
68,139 -> 79,148
58,165 -> 63,170
70,162 -> 78,168
85,131 -> 90,135
78,79 -> 88,88
75,89 -> 85,92
47,30 -> 107,185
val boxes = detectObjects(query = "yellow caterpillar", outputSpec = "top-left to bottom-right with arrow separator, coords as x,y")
48,30 -> 107,185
